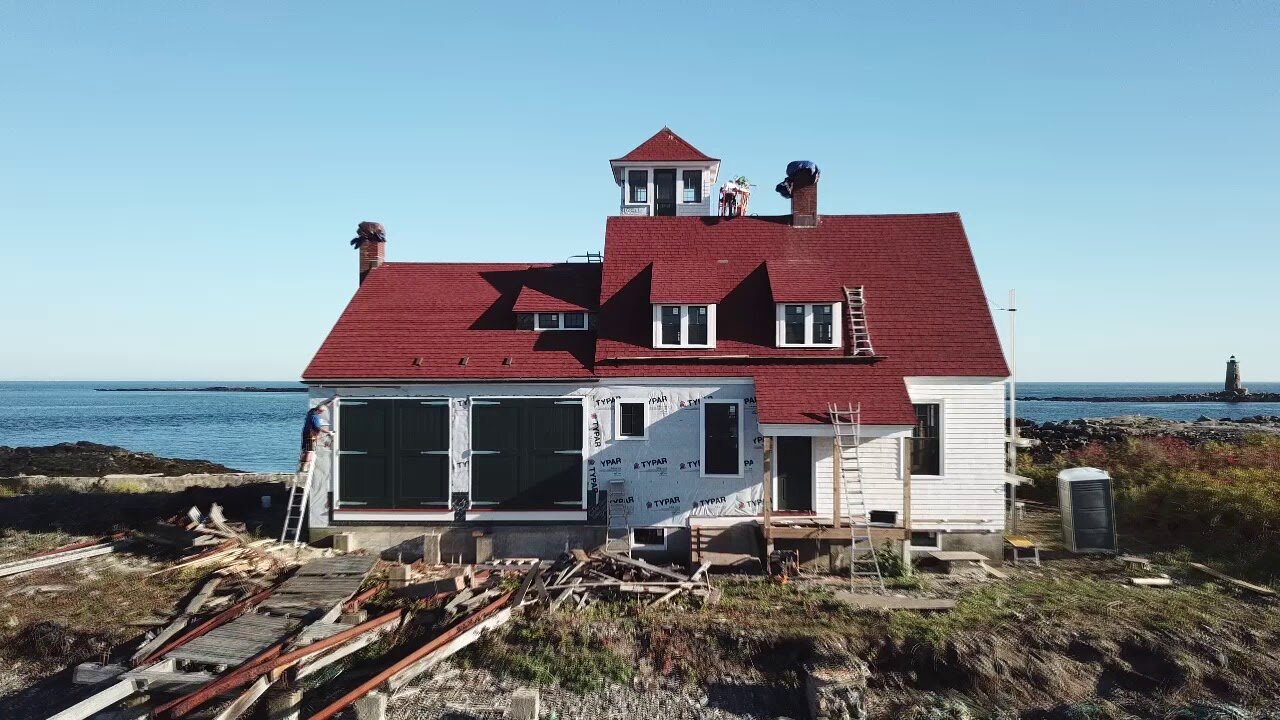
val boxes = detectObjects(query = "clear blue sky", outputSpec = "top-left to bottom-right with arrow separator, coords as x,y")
2,2 -> 1276,382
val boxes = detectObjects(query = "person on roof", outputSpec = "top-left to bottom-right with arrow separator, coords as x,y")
299,397 -> 335,471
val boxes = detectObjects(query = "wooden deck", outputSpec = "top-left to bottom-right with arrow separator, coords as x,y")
760,518 -> 908,542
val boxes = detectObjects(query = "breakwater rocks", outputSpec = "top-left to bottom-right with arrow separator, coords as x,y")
1020,391 -> 1280,403
0,441 -> 242,477
1019,415 -> 1280,460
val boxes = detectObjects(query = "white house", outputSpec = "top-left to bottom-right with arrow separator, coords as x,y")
301,128 -> 1012,563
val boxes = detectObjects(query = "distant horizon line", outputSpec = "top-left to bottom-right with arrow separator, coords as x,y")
3,379 -> 1279,385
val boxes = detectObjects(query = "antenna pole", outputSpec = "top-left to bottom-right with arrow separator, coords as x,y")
1007,289 -> 1018,533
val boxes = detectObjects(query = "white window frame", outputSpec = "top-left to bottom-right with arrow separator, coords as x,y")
905,400 -> 946,479
613,400 -> 649,441
681,169 -> 702,204
775,302 -> 841,348
699,398 -> 744,478
625,168 -> 651,206
529,311 -> 591,332
630,527 -> 669,549
652,304 -> 716,349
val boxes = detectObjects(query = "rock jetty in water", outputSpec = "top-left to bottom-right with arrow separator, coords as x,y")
1019,415 -> 1280,461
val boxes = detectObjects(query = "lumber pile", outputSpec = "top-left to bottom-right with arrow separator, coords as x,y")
539,550 -> 717,610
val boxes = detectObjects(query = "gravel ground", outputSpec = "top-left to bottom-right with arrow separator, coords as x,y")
388,665 -> 801,720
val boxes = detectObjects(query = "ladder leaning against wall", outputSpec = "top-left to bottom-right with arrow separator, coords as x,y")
604,477 -> 632,557
828,402 -> 885,592
280,454 -> 316,545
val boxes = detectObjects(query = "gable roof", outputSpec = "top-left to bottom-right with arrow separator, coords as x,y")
593,214 -> 1009,422
303,263 -> 598,381
611,127 -> 717,163
302,213 -> 1008,425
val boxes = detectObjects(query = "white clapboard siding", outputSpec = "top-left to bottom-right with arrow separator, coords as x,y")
812,378 -> 1007,533
813,433 -> 908,520
906,379 -> 1007,531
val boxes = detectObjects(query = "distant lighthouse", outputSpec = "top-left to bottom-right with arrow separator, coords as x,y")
1225,356 -> 1247,396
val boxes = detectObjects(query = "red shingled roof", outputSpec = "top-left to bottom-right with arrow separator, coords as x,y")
612,127 -> 716,163
303,213 -> 1008,425
303,263 -> 598,381
594,213 -> 1009,423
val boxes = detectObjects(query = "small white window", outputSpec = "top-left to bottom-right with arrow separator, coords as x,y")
615,401 -> 647,440
682,170 -> 702,203
775,303 -> 841,348
563,312 -> 586,329
631,527 -> 668,548
536,313 -> 560,330
652,304 -> 716,348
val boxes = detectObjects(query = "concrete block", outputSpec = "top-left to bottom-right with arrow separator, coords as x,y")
421,533 -> 441,566
353,689 -> 388,720
509,687 -> 540,720
266,686 -> 304,720
340,610 -> 368,624
399,567 -> 470,598
474,534 -> 494,564
388,564 -> 413,590
332,532 -> 357,553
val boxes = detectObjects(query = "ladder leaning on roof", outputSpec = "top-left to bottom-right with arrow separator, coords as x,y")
280,454 -> 316,545
828,402 -> 885,593
843,286 -> 875,357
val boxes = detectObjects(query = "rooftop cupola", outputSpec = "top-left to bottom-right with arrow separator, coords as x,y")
609,127 -> 720,217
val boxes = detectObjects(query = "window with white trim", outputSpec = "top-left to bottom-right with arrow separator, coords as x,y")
652,304 -> 715,348
627,170 -> 648,204
682,170 -> 702,203
701,399 -> 743,477
615,401 -> 647,440
631,527 -> 667,548
775,303 -> 840,348
517,312 -> 593,331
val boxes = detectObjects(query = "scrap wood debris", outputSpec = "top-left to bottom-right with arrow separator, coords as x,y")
44,546 -> 716,720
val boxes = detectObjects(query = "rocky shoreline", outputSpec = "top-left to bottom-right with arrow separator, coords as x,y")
1019,415 -> 1280,460
0,441 -> 242,477
1020,392 -> 1280,403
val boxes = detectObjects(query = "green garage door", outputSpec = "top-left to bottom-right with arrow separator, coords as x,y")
338,399 -> 449,509
472,398 -> 583,510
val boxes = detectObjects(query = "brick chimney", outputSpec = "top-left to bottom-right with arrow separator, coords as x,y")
353,221 -> 386,283
791,180 -> 818,228
777,161 -> 819,227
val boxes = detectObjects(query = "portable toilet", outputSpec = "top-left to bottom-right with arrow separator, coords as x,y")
1057,467 -> 1117,553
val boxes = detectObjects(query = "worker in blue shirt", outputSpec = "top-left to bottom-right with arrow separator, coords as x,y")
299,397 -> 335,471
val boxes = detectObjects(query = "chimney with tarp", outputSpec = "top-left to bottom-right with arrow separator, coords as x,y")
776,161 -> 820,227
351,221 -> 386,284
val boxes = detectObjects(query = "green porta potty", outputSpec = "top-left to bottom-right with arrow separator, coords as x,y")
1057,467 -> 1117,553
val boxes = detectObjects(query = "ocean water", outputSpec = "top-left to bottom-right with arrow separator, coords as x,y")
0,381 -> 307,472
2,381 -> 1279,472
1017,382 -> 1280,424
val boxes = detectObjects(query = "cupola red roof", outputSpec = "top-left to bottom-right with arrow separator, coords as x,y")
611,127 -> 717,163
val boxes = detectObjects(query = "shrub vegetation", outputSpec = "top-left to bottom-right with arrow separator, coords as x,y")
1022,434 -> 1280,582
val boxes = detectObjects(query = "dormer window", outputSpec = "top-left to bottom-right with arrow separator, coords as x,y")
516,312 -> 592,331
652,304 -> 715,348
776,303 -> 840,348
